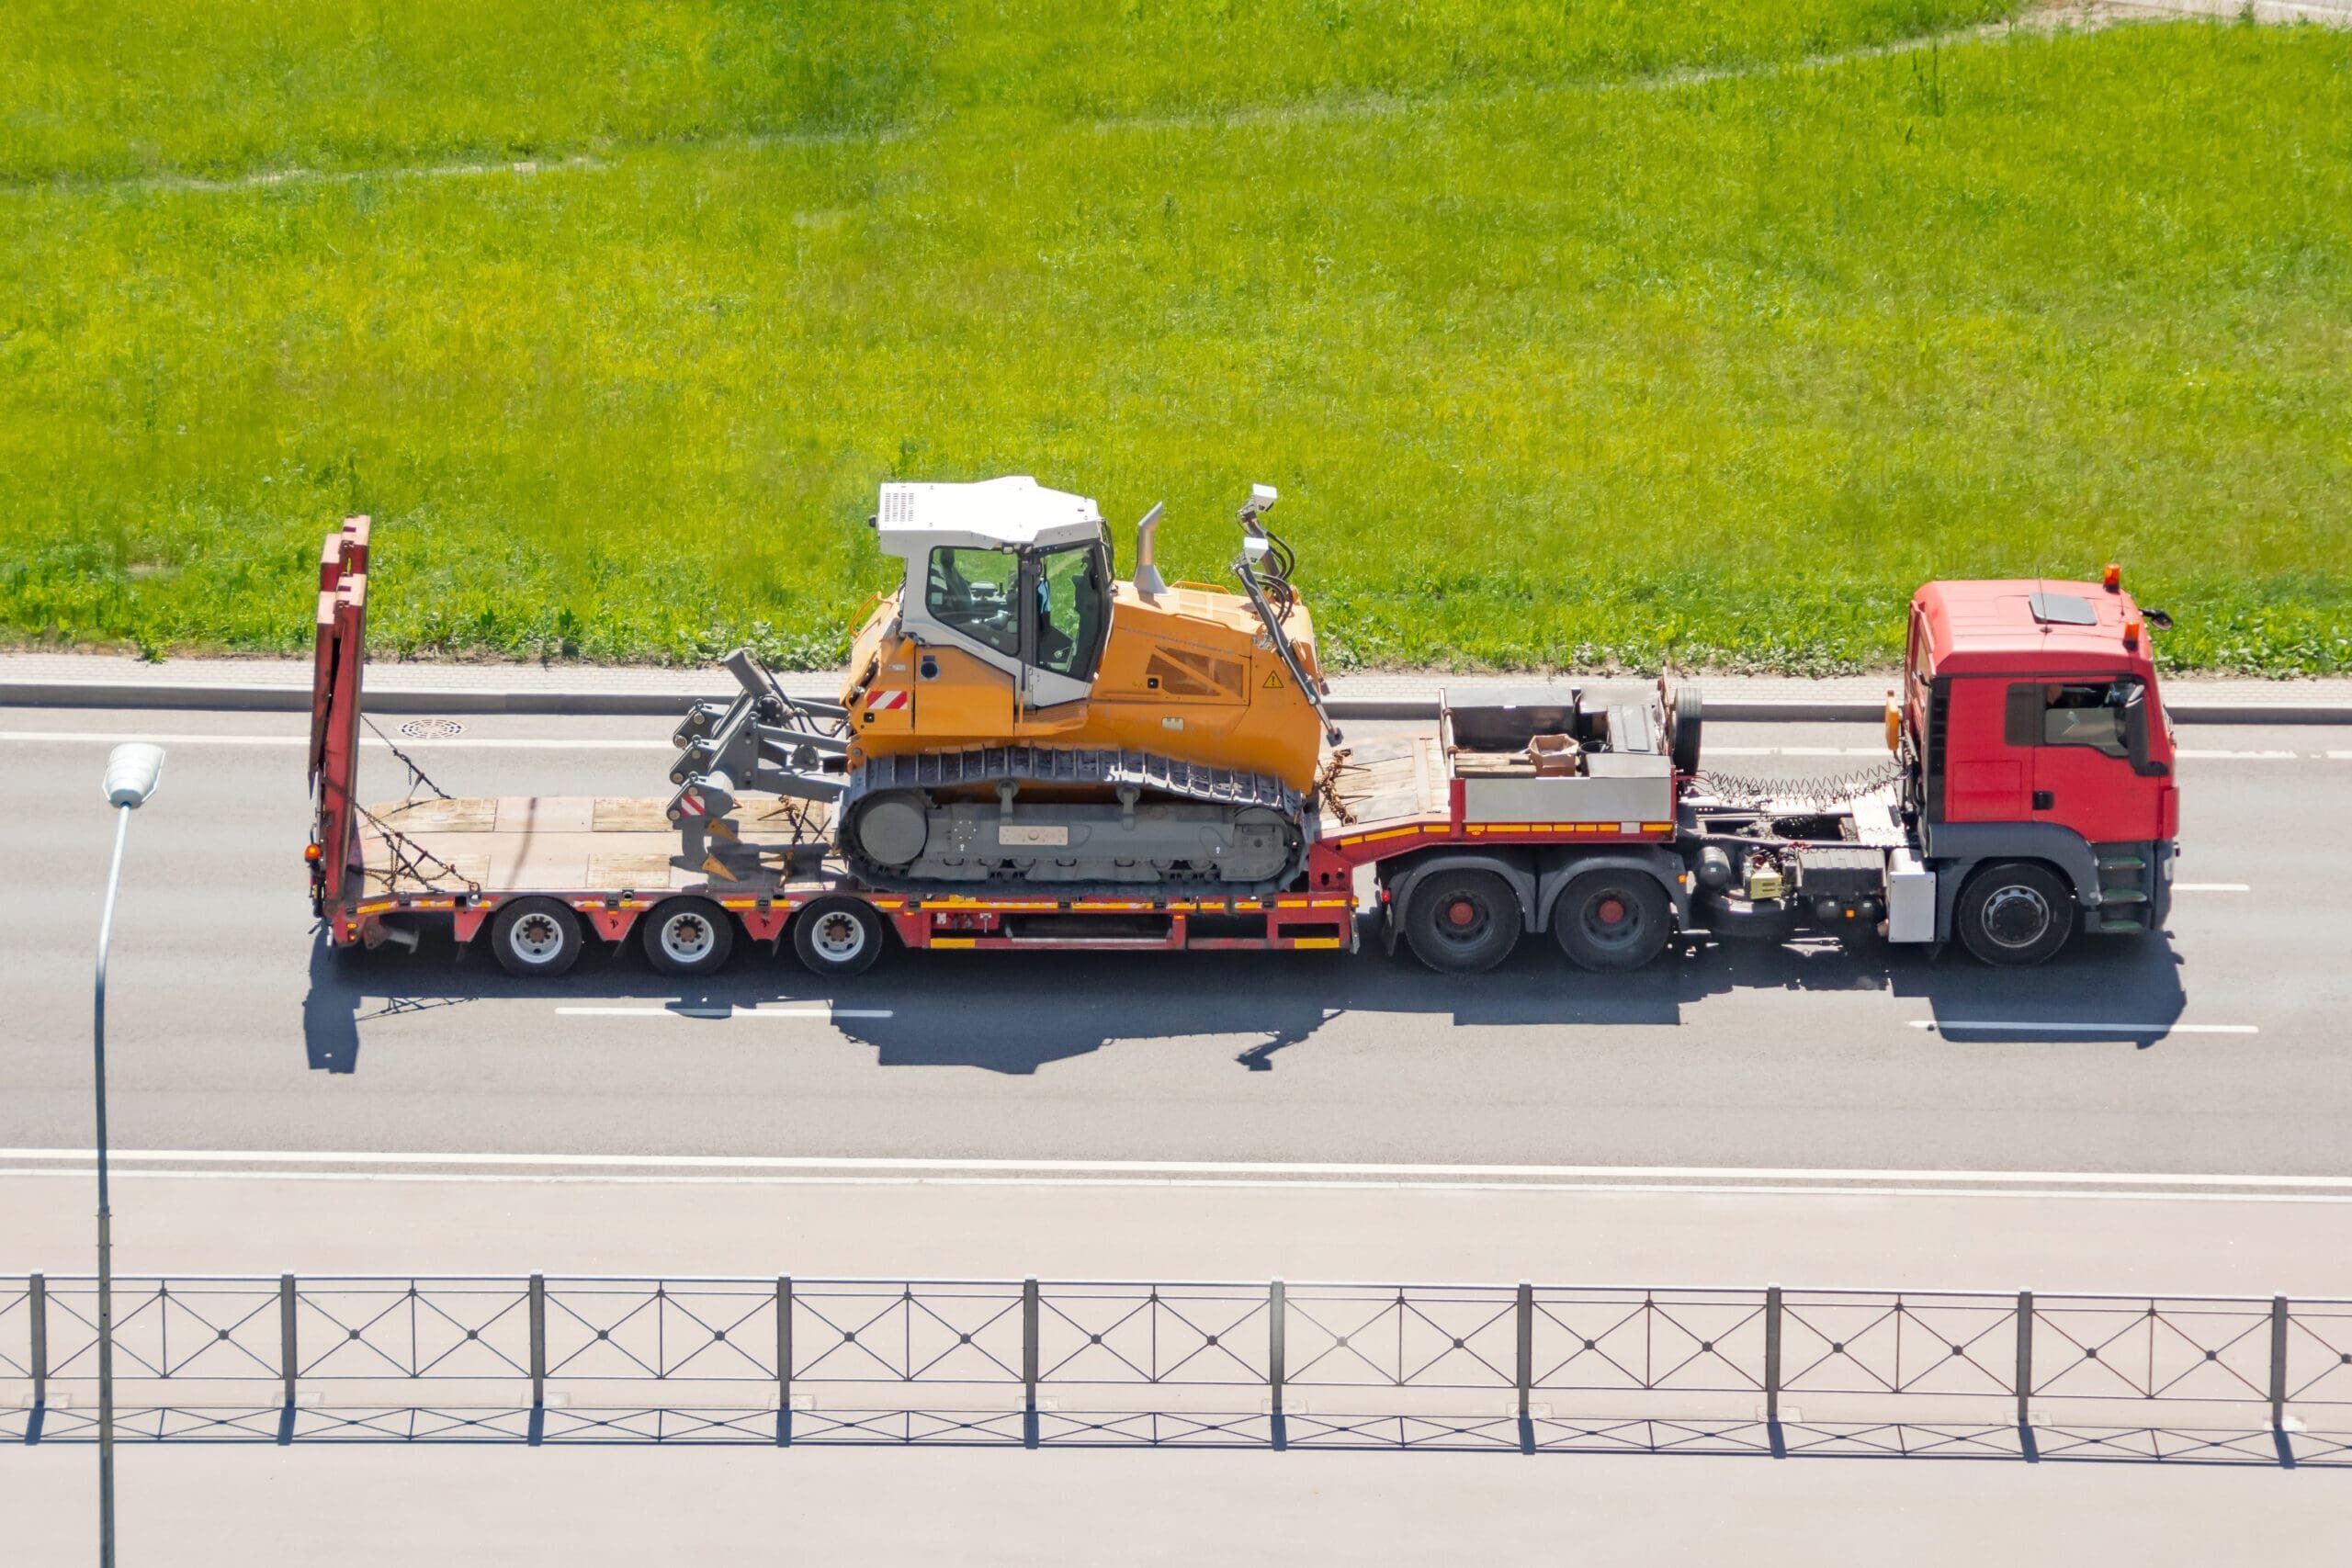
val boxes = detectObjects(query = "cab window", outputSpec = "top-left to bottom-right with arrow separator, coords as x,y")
926,547 -> 1021,657
2006,680 -> 2132,758
1035,544 -> 1107,679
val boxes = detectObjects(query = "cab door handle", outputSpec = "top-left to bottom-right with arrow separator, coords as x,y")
2032,790 -> 2054,810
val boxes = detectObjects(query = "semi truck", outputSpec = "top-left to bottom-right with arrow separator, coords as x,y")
309,498 -> 2177,980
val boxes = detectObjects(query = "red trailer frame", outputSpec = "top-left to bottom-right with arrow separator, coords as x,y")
308,519 -> 1674,964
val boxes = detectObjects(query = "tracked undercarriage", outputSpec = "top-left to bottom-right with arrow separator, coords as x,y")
840,745 -> 1308,895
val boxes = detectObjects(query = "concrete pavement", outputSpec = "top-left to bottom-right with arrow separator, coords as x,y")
6,1440 -> 2341,1568
9,1168 -> 2352,1294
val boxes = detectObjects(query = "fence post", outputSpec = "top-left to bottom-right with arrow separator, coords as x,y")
528,1274 -> 547,1409
2015,1291 -> 2033,1428
278,1273 -> 298,1407
1763,1283 -> 1783,1425
275,1272 -> 299,1444
28,1274 -> 46,1416
1515,1282 -> 1533,1419
775,1276 -> 792,1448
1022,1279 -> 1039,1411
1268,1280 -> 1286,1415
776,1278 -> 793,1405
2269,1295 -> 2290,1430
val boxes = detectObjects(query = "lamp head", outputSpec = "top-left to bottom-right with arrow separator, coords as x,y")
103,743 -> 165,809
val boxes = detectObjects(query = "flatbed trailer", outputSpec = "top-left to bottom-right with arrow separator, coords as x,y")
311,518 -> 2177,976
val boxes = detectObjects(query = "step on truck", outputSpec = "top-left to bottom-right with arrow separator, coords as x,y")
309,508 -> 2178,979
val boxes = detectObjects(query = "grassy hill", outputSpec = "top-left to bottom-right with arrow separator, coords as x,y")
3,3 -> 2347,673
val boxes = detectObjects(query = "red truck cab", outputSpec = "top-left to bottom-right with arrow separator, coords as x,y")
1900,571 -> 2177,960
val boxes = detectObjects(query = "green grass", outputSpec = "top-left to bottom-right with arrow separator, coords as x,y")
4,6 -> 2350,675
2,1 -> 2013,180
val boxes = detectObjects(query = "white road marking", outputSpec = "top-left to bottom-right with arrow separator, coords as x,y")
0,1149 -> 2333,1190
5,1168 -> 2350,1204
1,730 -> 302,745
2329,751 -> 2352,761
2177,749 -> 2300,760
553,1006 -> 891,1021
0,730 -> 672,750
2172,883 -> 2250,892
1907,1020 -> 2257,1035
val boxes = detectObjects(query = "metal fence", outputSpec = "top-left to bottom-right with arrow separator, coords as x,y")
5,1274 -> 2349,1461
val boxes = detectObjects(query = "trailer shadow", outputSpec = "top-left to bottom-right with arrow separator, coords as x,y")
300,913 -> 2196,1078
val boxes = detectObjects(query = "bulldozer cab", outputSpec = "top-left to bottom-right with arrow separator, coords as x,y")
878,476 -> 1113,709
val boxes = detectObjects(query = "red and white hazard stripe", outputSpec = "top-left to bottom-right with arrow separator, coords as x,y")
867,690 -> 910,712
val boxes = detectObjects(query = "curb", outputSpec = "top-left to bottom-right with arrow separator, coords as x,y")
5,679 -> 2350,726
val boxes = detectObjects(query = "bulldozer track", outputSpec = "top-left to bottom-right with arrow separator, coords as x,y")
840,744 -> 1310,897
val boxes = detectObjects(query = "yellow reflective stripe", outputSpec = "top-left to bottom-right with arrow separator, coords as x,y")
1341,825 -> 1427,846
929,937 -> 978,949
1288,937 -> 1343,950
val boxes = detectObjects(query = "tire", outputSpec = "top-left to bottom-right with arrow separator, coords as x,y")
1401,869 -> 1524,974
489,897 -> 585,978
1668,686 -> 1703,777
793,897 -> 887,977
1552,869 -> 1673,972
1956,861 -> 2075,967
642,897 -> 737,976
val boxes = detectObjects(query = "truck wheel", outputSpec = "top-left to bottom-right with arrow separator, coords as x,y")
643,897 -> 736,976
1402,870 -> 1523,974
490,897 -> 585,978
1552,871 -> 1672,972
792,896 -> 887,977
1956,862 -> 2074,967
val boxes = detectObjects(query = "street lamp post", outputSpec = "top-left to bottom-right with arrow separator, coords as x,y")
94,742 -> 164,1568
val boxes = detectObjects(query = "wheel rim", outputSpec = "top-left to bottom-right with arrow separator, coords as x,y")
660,910 -> 716,965
1437,893 -> 1491,945
1578,886 -> 1645,951
811,910 -> 867,963
1981,885 -> 2052,949
510,911 -> 563,964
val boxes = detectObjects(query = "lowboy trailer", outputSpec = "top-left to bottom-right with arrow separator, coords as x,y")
310,518 -> 2178,978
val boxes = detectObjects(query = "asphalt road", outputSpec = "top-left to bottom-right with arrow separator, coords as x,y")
3,705 -> 2345,1179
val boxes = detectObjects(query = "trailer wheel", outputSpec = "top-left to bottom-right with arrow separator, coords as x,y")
1552,871 -> 1672,972
643,897 -> 736,976
792,896 -> 887,977
1402,870 -> 1523,974
1956,861 -> 2074,967
490,897 -> 585,978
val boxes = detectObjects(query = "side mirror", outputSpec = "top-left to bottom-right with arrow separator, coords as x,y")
2120,683 -> 2167,777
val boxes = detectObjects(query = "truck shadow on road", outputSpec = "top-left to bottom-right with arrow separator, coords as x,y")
300,917 -> 2194,1077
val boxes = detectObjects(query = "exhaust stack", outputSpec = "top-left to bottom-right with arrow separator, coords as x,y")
1133,501 -> 1168,597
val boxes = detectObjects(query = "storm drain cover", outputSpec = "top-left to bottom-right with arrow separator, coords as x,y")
397,717 -> 465,739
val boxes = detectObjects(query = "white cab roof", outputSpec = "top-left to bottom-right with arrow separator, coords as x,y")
875,476 -> 1103,555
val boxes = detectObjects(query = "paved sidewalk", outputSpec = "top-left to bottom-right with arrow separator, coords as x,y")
4,1442 -> 2342,1567
4,649 -> 2347,721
